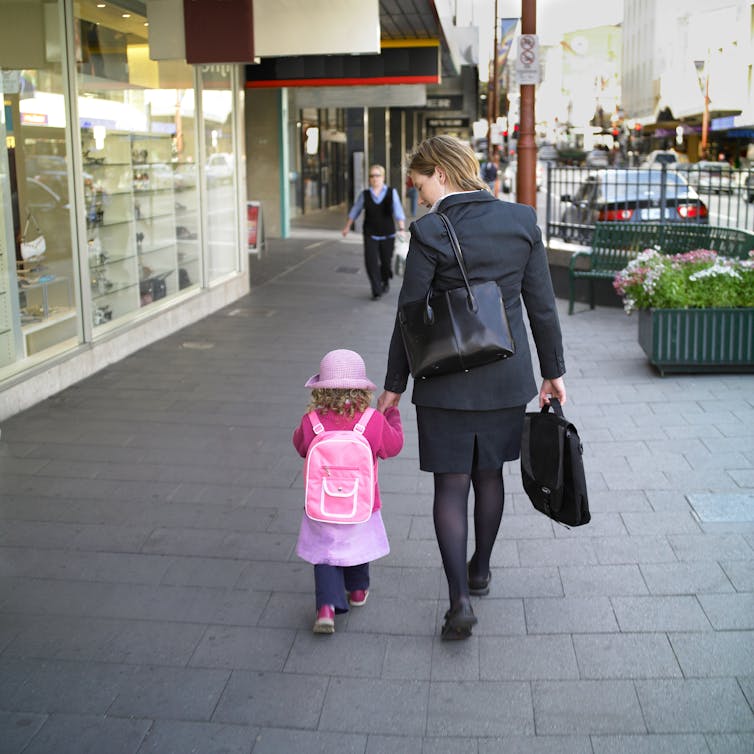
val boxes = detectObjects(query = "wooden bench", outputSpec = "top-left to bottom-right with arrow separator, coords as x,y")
568,222 -> 754,314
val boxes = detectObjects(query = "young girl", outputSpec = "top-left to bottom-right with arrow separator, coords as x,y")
294,349 -> 403,634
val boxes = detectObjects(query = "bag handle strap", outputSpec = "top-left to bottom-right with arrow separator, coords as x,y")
23,208 -> 42,239
541,397 -> 564,418
435,211 -> 477,312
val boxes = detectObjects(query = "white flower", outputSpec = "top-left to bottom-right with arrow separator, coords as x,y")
689,261 -> 741,282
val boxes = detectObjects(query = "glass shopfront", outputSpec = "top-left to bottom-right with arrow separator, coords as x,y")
1,1 -> 78,368
200,65 -> 239,281
0,0 -> 245,386
75,0 -> 201,327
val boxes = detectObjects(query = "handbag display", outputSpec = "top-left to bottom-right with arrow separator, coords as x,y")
397,211 -> 515,379
520,398 -> 590,527
20,211 -> 47,261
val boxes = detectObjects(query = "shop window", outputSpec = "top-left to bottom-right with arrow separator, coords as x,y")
0,1 -> 78,371
75,0 -> 199,329
200,65 -> 238,281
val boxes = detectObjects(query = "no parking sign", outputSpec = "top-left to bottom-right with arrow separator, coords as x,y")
515,34 -> 540,85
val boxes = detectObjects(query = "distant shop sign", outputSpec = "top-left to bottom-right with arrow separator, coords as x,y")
425,95 -> 463,110
427,117 -> 469,129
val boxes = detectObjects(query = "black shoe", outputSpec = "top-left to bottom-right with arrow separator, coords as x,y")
371,292 -> 381,300
441,603 -> 477,640
468,564 -> 492,596
381,280 -> 389,294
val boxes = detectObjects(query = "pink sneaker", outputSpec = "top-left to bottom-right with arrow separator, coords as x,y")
348,589 -> 369,607
313,604 -> 335,634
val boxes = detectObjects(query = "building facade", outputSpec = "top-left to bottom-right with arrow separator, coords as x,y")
1,0 -> 482,420
1,0 -> 248,419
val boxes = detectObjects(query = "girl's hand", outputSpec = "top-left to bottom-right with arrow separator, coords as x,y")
378,390 -> 401,412
539,377 -> 566,408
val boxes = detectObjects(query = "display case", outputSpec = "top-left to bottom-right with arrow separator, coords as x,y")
81,128 -> 199,327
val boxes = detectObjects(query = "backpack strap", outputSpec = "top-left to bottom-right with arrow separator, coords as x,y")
307,411 -> 325,435
308,407 -> 376,436
353,407 -> 376,435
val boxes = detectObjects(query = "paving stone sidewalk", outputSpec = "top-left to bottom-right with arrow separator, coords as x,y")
0,209 -> 753,753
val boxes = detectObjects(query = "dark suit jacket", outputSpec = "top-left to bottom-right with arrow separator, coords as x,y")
384,190 -> 565,410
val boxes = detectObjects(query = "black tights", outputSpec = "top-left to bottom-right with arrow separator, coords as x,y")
433,467 -> 505,608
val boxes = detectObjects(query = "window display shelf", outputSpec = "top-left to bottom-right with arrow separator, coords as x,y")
139,242 -> 177,257
21,307 -> 76,335
85,161 -> 131,168
88,253 -> 138,271
79,127 -> 198,326
90,281 -> 138,301
97,216 -> 136,228
137,210 -> 176,222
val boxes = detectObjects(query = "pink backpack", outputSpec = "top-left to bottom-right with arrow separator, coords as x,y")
304,408 -> 376,524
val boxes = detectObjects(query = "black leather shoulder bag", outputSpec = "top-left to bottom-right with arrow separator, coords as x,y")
397,211 -> 515,379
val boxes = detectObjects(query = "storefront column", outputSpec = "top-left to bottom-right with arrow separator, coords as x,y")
388,107 -> 403,193
246,88 -> 285,237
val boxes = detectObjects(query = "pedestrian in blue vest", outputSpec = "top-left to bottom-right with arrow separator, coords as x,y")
342,165 -> 406,300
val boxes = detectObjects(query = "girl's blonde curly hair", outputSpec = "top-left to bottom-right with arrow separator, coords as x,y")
307,388 -> 373,418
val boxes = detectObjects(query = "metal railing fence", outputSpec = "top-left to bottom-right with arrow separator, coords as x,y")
544,163 -> 754,246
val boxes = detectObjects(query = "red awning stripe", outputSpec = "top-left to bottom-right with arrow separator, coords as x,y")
245,75 -> 439,88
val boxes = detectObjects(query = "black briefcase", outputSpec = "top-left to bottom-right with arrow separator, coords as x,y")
520,398 -> 590,527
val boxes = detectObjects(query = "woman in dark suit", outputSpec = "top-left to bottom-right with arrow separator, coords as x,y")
378,135 -> 566,640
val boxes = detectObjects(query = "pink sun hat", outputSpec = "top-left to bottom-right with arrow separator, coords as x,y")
305,349 -> 377,390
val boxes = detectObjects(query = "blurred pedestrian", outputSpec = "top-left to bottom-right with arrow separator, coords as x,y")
342,165 -> 406,300
480,155 -> 499,193
406,175 -> 418,217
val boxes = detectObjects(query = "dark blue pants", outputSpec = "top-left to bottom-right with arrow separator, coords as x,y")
314,562 -> 370,613
364,235 -> 394,296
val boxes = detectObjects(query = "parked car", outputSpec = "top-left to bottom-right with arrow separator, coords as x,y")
641,149 -> 680,168
206,152 -> 234,184
685,160 -> 734,194
537,143 -> 558,163
559,169 -> 708,231
585,147 -> 609,168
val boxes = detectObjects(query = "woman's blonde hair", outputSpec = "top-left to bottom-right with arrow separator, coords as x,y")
307,388 -> 373,418
407,135 -> 488,192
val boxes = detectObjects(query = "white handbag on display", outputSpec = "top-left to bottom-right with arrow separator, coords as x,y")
20,212 -> 46,260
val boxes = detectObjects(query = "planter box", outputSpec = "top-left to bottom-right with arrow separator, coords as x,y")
638,308 -> 754,375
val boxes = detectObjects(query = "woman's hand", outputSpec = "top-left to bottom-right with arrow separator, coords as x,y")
539,377 -> 566,407
378,390 -> 401,412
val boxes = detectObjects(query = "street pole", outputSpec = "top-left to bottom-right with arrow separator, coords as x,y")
489,0 -> 499,159
700,54 -> 710,159
516,0 -> 536,207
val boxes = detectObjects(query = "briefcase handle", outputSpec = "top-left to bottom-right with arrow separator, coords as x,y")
542,397 -> 565,417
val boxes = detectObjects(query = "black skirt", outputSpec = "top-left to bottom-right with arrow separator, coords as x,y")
416,404 -> 526,473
